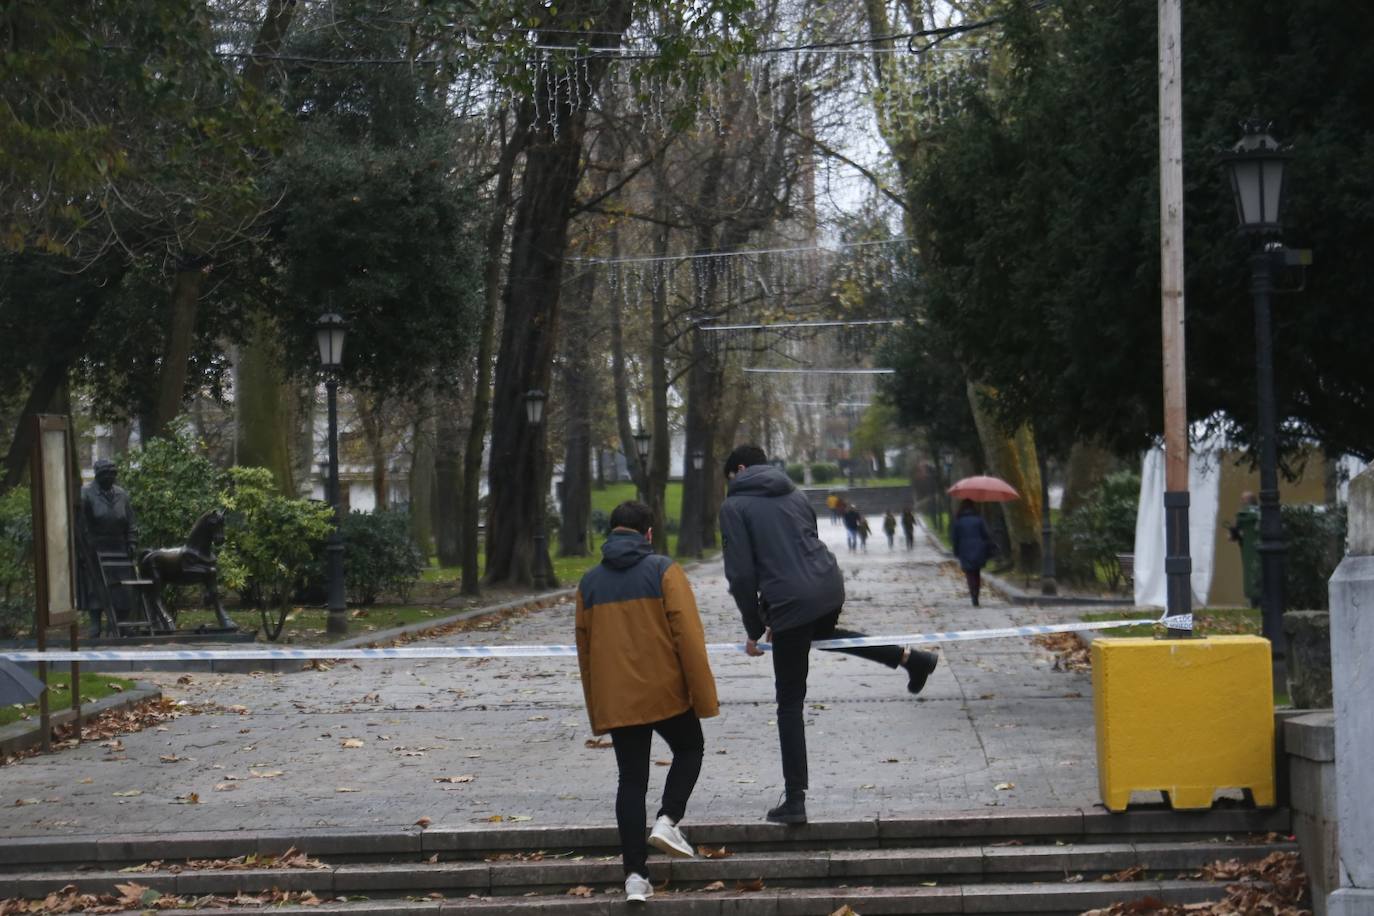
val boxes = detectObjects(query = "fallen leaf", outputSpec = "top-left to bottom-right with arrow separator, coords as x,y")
415,816 -> 432,828
250,769 -> 284,779
112,790 -> 142,797
225,705 -> 250,715
14,798 -> 40,806
654,759 -> 671,767
340,738 -> 365,749
584,738 -> 612,749
174,793 -> 200,804
508,815 -> 532,822
830,907 -> 860,916
995,782 -> 1015,791
1063,873 -> 1085,883
698,846 -> 733,859
735,878 -> 765,893
214,783 -> 237,792
702,880 -> 726,892
435,775 -> 475,784
427,854 -> 439,864
1101,864 -> 1145,882
159,754 -> 183,763
107,682 -> 125,692
566,886 -> 594,897
336,787 -> 359,793
883,758 -> 900,763
176,675 -> 194,685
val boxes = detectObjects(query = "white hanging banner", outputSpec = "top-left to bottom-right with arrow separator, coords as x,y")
1133,439 -> 1221,608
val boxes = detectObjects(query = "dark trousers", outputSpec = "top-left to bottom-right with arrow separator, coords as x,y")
770,608 -> 903,794
965,569 -> 982,602
609,710 -> 704,877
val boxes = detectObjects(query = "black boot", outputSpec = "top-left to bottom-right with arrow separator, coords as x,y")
903,649 -> 939,695
767,791 -> 807,825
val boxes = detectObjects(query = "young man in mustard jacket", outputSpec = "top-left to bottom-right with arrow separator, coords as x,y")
575,500 -> 720,903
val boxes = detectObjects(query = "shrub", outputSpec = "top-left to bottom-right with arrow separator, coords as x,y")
219,466 -> 333,611
590,508 -> 610,535
0,487 -> 33,639
117,420 -> 221,551
1059,470 -> 1141,591
1283,504 -> 1346,611
785,463 -> 805,483
341,507 -> 425,605
810,462 -> 841,484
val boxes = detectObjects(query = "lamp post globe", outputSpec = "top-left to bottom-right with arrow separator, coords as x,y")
316,313 -> 348,635
524,389 -> 546,426
1223,120 -> 1290,659
691,448 -> 705,472
1222,121 -> 1288,235
633,426 -> 651,462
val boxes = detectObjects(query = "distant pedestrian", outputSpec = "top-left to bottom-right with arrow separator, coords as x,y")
575,501 -> 720,903
882,511 -> 897,550
857,515 -> 871,552
842,504 -> 861,552
826,493 -> 843,526
720,445 -> 939,825
951,499 -> 995,606
900,507 -> 916,550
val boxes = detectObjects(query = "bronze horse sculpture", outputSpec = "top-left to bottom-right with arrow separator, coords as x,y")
138,508 -> 238,632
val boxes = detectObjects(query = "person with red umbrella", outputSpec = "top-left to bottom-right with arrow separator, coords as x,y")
951,499 -> 996,606
946,475 -> 1018,606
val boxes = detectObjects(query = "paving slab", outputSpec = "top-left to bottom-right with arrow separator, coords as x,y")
0,518 -> 1136,841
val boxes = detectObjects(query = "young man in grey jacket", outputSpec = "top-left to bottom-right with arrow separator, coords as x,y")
719,444 -> 939,824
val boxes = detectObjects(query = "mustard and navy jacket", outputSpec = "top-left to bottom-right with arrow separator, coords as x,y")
575,529 -> 720,735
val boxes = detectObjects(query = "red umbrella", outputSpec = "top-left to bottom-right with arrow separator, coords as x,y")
947,475 -> 1020,502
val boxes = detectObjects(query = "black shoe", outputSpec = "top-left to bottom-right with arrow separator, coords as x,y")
766,792 -> 807,825
904,650 -> 939,695
972,595 -> 980,607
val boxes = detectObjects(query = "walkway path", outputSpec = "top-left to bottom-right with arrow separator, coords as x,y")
1,517 -> 1105,839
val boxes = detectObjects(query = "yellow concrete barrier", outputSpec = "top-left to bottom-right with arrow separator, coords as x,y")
1092,635 -> 1275,811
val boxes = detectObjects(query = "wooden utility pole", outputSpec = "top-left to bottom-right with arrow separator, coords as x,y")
1159,0 -> 1192,632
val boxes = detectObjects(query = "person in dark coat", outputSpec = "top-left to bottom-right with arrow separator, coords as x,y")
950,499 -> 993,606
719,445 -> 939,825
882,511 -> 897,550
841,503 -> 862,552
78,458 -> 138,637
900,507 -> 916,550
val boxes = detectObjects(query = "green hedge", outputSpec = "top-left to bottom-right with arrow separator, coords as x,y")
0,487 -> 33,639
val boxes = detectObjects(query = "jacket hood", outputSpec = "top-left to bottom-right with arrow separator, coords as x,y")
601,529 -> 654,570
728,464 -> 796,499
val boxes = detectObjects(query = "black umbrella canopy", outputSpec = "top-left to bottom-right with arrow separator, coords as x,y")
0,658 -> 46,706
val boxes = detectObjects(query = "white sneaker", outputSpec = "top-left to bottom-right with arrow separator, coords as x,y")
624,872 -> 653,903
648,814 -> 695,858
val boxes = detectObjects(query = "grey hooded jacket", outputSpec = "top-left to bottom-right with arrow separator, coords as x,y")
719,464 -> 845,640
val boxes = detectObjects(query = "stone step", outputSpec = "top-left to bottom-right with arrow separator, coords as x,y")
0,839 -> 1294,900
0,807 -> 1291,869
22,879 -> 1247,915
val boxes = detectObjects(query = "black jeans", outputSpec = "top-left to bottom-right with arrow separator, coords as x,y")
609,710 -> 704,877
770,608 -> 904,794
964,569 -> 982,602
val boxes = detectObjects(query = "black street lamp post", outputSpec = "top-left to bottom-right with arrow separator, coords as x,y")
1221,121 -> 1299,659
691,448 -> 705,473
633,425 -> 651,502
316,313 -> 348,636
524,390 -> 549,590
1039,450 -> 1057,596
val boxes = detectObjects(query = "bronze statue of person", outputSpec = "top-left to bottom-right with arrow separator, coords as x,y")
78,458 -> 138,637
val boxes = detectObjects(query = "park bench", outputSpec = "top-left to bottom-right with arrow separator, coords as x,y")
1115,552 -> 1135,592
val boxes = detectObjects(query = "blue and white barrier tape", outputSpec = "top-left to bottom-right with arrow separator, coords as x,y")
0,617 -> 1183,664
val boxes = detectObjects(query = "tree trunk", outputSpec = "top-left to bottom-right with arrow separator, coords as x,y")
1062,440 -> 1113,516
646,224 -> 671,554
483,0 -> 633,586
558,264 -> 596,557
235,314 -> 295,492
356,396 -> 389,509
409,391 -> 436,558
146,265 -> 203,440
434,392 -> 466,567
966,381 -> 1042,573
461,117 -> 524,596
